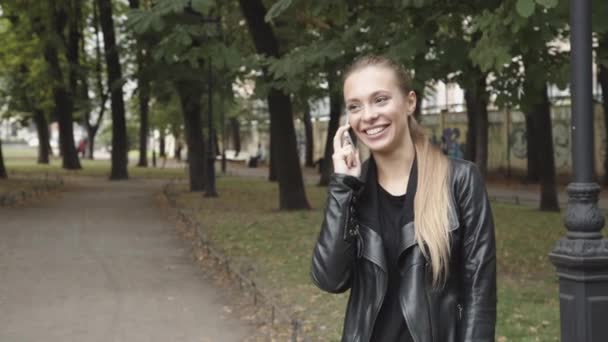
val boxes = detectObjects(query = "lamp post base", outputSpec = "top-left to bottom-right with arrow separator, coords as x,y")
550,182 -> 608,342
549,243 -> 608,342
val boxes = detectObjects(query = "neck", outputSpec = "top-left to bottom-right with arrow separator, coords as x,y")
374,133 -> 416,194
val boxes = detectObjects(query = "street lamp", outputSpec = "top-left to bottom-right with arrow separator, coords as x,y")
549,1 -> 608,341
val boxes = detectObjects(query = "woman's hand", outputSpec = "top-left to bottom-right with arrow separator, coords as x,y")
332,124 -> 361,177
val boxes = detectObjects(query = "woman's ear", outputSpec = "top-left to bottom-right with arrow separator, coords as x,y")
407,90 -> 417,115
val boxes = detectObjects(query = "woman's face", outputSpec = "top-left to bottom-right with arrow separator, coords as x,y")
343,65 -> 416,155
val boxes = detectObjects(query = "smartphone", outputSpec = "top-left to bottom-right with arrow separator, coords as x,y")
342,112 -> 356,148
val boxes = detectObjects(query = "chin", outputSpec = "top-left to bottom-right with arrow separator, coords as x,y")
364,140 -> 393,154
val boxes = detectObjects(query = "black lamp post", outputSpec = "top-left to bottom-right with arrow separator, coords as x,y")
549,1 -> 608,341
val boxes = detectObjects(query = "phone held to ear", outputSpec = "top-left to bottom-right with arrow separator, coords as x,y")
342,112 -> 356,148
342,128 -> 355,148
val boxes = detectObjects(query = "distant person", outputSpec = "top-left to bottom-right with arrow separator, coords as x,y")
311,55 -> 496,342
77,138 -> 87,158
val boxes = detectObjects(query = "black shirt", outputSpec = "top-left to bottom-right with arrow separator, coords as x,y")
369,158 -> 417,342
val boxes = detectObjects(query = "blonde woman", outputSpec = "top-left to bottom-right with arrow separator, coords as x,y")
311,55 -> 496,342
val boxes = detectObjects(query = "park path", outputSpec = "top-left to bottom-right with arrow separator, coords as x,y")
0,178 -> 252,342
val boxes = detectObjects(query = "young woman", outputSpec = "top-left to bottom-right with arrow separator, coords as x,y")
311,55 -> 497,342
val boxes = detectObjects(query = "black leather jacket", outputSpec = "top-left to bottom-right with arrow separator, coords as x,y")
311,157 -> 497,342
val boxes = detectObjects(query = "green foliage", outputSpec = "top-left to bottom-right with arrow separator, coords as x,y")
468,0 -> 569,106
265,0 -> 293,22
516,0 -> 536,18
516,0 -> 558,18
0,7 -> 50,114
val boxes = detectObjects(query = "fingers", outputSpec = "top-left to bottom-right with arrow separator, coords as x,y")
333,124 -> 351,151
354,149 -> 361,167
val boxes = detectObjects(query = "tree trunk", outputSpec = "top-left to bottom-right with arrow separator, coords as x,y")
524,112 -> 540,182
130,0 -> 149,167
214,129 -> 220,156
175,80 -> 206,191
159,130 -> 166,157
521,51 -> 559,211
463,69 -> 488,176
475,93 -> 489,177
87,126 -> 98,159
532,84 -> 559,211
599,55 -> 608,186
173,129 -> 182,161
320,72 -> 342,186
464,89 -> 477,162
83,2 -> 107,160
97,0 -> 128,180
303,101 -> 314,167
239,0 -> 309,210
137,60 -> 150,167
268,135 -> 277,181
0,139 -> 7,179
33,109 -> 51,164
40,2 -> 81,170
229,117 -> 241,156
66,0 -> 81,109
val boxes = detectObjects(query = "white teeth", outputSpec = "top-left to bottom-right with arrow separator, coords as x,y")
365,126 -> 386,135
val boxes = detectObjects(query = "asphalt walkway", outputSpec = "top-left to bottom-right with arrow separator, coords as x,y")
0,178 -> 252,342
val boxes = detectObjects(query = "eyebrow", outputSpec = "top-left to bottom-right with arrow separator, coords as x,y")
345,90 -> 390,103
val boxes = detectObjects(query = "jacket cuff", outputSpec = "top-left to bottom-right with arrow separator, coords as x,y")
329,174 -> 363,247
330,173 -> 364,193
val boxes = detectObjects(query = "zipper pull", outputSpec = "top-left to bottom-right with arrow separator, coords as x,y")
457,303 -> 463,320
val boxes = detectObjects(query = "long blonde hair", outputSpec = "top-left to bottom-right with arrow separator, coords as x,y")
344,55 -> 452,287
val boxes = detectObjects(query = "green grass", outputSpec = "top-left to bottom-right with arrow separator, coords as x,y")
4,155 -> 187,179
170,177 -> 584,342
0,178 -> 50,194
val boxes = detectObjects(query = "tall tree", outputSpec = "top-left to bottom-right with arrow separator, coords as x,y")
524,111 -> 541,182
238,0 -> 310,210
35,1 -> 82,169
0,10 -> 52,164
128,0 -> 150,167
302,100 -> 314,167
471,0 -> 565,210
522,76 -> 559,211
229,117 -> 241,157
319,69 -> 342,186
97,0 -> 128,179
175,79 -> 206,191
82,2 -> 108,159
464,67 -> 490,176
32,109 -> 51,164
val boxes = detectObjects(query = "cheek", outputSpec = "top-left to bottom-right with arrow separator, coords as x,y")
349,114 -> 361,127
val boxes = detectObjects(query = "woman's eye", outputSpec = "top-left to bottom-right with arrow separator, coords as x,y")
347,104 -> 360,112
375,96 -> 388,104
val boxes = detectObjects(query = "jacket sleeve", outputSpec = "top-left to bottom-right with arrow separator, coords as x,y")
311,173 -> 361,294
457,162 -> 497,342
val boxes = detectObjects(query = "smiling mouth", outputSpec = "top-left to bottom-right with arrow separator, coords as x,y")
365,125 -> 389,136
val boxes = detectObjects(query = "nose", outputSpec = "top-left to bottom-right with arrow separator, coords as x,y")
361,104 -> 378,122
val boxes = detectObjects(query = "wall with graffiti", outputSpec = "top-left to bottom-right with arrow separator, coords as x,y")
238,104 -> 606,177
420,104 -> 605,176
